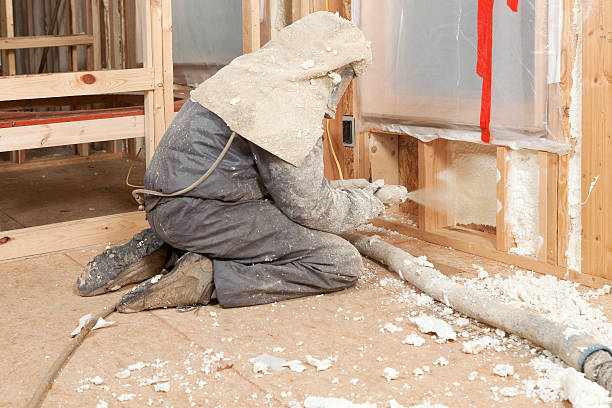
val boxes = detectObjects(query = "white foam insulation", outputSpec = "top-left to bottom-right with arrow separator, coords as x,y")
438,142 -> 497,227
505,150 -> 542,257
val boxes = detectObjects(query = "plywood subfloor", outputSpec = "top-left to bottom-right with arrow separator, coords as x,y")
2,222 -> 607,407
0,157 -> 144,231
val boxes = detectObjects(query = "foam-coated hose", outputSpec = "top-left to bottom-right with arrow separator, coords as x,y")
343,232 -> 612,391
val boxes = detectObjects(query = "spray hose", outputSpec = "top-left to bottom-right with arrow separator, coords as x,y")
131,132 -> 236,208
343,233 -> 612,393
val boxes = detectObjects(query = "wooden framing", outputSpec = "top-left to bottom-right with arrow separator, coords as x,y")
417,139 -> 452,231
0,0 -> 173,167
556,0 -> 577,269
67,0 -> 89,156
369,133 -> 399,184
495,147 -> 513,252
1,0 -> 16,75
225,0 -> 611,286
0,0 -> 607,284
0,151 -> 124,173
361,126 -> 599,283
0,115 -> 145,151
0,34 -> 94,50
342,0 -> 611,286
0,68 -> 154,101
242,0 -> 261,53
581,0 -> 611,279
538,151 -> 559,264
88,0 -> 102,70
1,0 -> 20,163
372,217 -> 610,288
0,212 -> 148,262
1,0 -> 122,162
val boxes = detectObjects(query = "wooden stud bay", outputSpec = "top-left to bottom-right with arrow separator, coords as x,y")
0,0 -> 174,168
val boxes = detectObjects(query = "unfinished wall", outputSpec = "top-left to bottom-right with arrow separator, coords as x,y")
10,0 -> 89,75
439,142 -> 497,228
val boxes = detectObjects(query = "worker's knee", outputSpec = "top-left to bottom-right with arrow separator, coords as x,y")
326,236 -> 363,284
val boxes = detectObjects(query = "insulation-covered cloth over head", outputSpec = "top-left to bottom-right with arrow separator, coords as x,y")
190,11 -> 372,167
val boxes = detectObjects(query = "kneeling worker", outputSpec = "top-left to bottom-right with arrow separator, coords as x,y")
76,12 -> 407,312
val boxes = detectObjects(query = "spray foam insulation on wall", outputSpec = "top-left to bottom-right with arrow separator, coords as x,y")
439,142 -> 497,228
505,150 -> 542,257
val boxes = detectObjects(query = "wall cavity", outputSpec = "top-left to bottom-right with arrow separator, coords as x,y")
438,142 -> 497,227
506,150 -> 542,257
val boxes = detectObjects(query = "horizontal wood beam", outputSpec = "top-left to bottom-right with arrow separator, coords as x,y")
0,151 -> 124,173
0,212 -> 148,262
0,115 -> 144,152
0,106 -> 144,127
0,68 -> 154,101
0,34 -> 94,50
373,218 -> 610,288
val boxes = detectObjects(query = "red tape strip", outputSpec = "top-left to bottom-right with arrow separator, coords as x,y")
476,0 -> 518,143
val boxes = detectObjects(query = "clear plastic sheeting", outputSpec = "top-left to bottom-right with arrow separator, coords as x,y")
358,0 -> 569,154
172,0 -> 243,87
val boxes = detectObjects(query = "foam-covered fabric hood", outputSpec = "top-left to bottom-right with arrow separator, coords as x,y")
190,11 -> 372,167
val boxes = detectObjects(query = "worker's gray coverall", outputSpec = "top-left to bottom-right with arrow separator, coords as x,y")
144,100 -> 383,308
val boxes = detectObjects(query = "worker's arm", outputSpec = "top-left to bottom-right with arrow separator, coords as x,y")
251,138 -> 385,234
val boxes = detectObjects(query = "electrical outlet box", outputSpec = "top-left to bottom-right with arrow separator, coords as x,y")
342,115 -> 355,147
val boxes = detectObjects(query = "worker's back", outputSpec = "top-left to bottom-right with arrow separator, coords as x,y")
144,100 -> 266,203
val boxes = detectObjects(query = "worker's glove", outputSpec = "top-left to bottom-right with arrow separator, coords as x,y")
328,178 -> 372,190
374,184 -> 409,205
362,179 -> 408,206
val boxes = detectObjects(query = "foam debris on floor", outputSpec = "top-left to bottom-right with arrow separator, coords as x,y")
3,232 -> 612,407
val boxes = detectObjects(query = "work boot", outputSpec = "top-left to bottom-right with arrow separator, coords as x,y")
76,228 -> 169,297
116,252 -> 214,313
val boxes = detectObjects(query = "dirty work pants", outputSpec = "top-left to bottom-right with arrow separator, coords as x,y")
146,197 -> 364,308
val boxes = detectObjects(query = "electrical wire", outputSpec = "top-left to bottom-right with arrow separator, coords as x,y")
125,147 -> 145,188
326,118 -> 344,180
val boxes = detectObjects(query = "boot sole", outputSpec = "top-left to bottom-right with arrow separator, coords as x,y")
81,246 -> 169,297
77,228 -> 169,296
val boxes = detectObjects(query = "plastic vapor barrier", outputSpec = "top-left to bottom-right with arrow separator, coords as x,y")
358,0 -> 569,154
